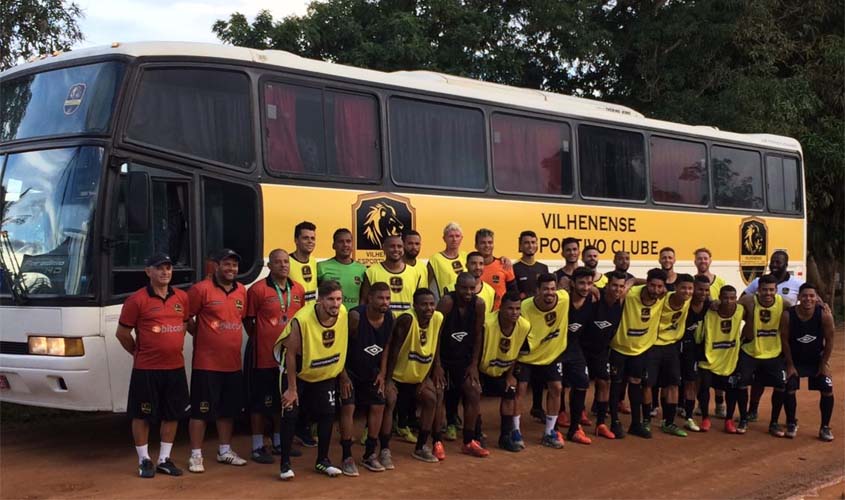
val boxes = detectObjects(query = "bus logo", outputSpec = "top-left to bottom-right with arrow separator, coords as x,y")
63,83 -> 86,115
739,217 -> 768,284
352,193 -> 415,266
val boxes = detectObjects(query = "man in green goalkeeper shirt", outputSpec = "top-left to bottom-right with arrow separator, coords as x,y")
318,228 -> 367,309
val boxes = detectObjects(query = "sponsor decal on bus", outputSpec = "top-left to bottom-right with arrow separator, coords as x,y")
739,217 -> 768,284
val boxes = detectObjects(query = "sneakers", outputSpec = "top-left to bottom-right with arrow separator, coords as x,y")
595,423 -> 616,439
379,449 -> 395,470
819,426 -> 835,442
714,402 -> 727,418
579,410 -> 592,427
462,439 -> 490,457
628,423 -> 652,439
432,441 -> 446,461
541,431 -> 564,449
362,453 -> 385,472
618,400 -> 631,415
294,432 -> 318,448
747,410 -> 758,422
411,446 -> 439,463
396,426 -> 418,444
557,411 -> 570,428
700,417 -> 712,432
785,422 -> 799,439
569,426 -> 592,445
445,424 -> 458,441
498,434 -> 522,452
138,458 -> 155,478
252,446 -> 274,464
188,455 -> 204,473
341,457 -> 359,477
724,420 -> 738,434
510,428 -> 526,449
610,420 -> 626,439
217,450 -> 247,466
684,418 -> 701,432
769,423 -> 786,438
315,459 -> 342,477
642,419 -> 652,434
737,420 -> 748,434
156,458 -> 183,476
279,462 -> 295,481
661,422 -> 688,437
530,407 -> 545,422
650,406 -> 660,418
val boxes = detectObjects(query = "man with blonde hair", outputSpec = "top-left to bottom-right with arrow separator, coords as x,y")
428,222 -> 468,297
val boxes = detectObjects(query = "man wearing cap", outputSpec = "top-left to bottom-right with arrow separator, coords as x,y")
187,249 -> 249,472
117,253 -> 191,478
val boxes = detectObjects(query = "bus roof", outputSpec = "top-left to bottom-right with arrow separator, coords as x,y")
2,41 -> 802,153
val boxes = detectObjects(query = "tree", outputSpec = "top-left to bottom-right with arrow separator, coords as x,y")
0,0 -> 84,70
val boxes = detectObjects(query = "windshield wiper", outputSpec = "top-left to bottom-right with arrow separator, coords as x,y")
0,230 -> 29,305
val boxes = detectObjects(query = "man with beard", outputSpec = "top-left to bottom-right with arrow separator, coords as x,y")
554,237 -> 580,290
318,228 -> 366,310
606,250 -> 635,282
582,245 -> 607,288
361,234 -> 421,312
658,247 -> 677,291
403,230 -> 429,289
513,230 -> 548,300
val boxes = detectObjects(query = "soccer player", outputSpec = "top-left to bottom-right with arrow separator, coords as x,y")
478,292 -> 532,451
187,249 -> 248,472
680,275 -> 711,431
694,247 -> 727,416
582,245 -> 608,288
515,273 -> 570,449
580,271 -> 626,438
608,268 -> 668,439
658,247 -> 677,291
275,280 -> 348,480
244,249 -> 306,464
780,284 -> 835,441
698,285 -> 749,434
428,222 -> 468,297
437,272 -> 488,457
403,230 -> 429,289
318,228 -> 366,310
513,230 -> 549,299
116,253 -> 190,478
386,289 -> 446,463
362,234 -> 421,311
646,274 -> 694,437
476,228 -> 517,311
554,237 -> 580,290
464,251 -> 497,314
289,221 -> 318,303
339,282 -> 395,475
737,274 -> 788,437
606,250 -> 635,281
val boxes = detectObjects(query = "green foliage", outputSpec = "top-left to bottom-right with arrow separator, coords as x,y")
0,0 -> 84,70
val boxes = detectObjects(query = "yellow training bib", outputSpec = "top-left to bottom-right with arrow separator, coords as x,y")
479,313 -> 532,377
518,290 -> 570,365
700,305 -> 745,376
275,304 -> 348,383
392,310 -> 444,384
289,255 -> 317,303
365,262 -> 421,311
655,292 -> 692,345
429,251 -> 467,295
610,285 -> 667,356
741,294 -> 784,359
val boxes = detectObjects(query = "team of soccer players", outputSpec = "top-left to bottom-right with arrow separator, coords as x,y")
117,222 -> 836,480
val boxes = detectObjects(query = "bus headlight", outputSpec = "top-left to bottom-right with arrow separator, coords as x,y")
27,337 -> 85,356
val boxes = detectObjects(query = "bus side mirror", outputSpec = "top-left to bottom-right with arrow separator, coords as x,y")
127,171 -> 151,233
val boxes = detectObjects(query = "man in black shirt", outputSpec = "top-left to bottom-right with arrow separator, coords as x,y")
513,230 -> 548,300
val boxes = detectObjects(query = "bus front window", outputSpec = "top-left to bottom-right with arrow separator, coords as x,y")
1,146 -> 103,296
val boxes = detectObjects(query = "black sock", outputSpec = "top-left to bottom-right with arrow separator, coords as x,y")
596,401 -> 608,425
664,403 -> 677,424
642,402 -> 652,422
431,429 -> 442,444
697,380 -> 711,419
725,389 -> 738,420
784,392 -> 798,425
462,428 -> 474,445
736,388 -> 748,421
771,390 -> 784,425
532,384 -> 544,411
416,431 -> 430,451
341,438 -> 353,460
715,392 -> 725,406
568,390 -> 586,438
821,394 -> 834,427
609,381 -> 622,423
628,382 -> 643,425
500,415 -> 513,439
379,433 -> 391,451
364,437 -> 377,458
475,415 -> 483,441
684,398 -> 695,419
317,415 -> 333,463
280,403 -> 300,467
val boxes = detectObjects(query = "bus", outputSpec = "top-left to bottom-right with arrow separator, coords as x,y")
0,42 -> 805,411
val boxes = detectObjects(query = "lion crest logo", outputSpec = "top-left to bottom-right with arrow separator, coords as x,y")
353,193 -> 416,265
739,217 -> 768,285
363,202 -> 405,248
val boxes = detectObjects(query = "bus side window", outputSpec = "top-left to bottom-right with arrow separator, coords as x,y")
201,177 -> 259,279
766,155 -> 801,213
712,146 -> 763,210
579,124 -> 646,201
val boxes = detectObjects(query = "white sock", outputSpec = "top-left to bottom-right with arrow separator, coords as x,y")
252,434 -> 264,450
136,444 -> 150,464
513,415 -> 521,431
218,444 -> 231,455
544,415 -> 557,435
158,442 -> 173,463
273,433 -> 281,447
191,448 -> 202,458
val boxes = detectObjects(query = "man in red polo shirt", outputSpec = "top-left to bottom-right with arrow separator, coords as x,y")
475,228 -> 516,311
187,248 -> 248,473
117,253 -> 190,478
244,249 -> 306,464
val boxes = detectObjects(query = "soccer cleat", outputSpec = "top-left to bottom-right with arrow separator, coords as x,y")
378,449 -> 395,470
628,423 -> 652,439
155,458 -> 183,476
252,446 -> 274,464
661,422 -> 688,437
819,426 -> 835,442
724,419 -> 738,434
498,434 -> 521,452
541,431 -> 564,449
618,400 -> 632,415
785,422 -> 799,439
579,410 -> 592,427
294,432 -> 318,448
461,439 -> 490,457
511,428 -> 526,449
595,423 -> 616,439
714,402 -> 727,418
569,426 -> 592,445
315,459 -> 342,477
557,411 -> 570,428
432,441 -> 446,461
530,407 -> 545,422
412,446 -> 439,463
610,420 -> 626,439
700,417 -> 712,432
217,450 -> 247,466
341,457 -> 359,477
684,418 -> 701,432
188,455 -> 205,473
769,423 -> 786,438
279,463 -> 295,481
396,426 -> 418,444
737,420 -> 748,434
138,458 -> 155,478
362,453 -> 385,472
746,410 -> 758,422
445,424 -> 458,441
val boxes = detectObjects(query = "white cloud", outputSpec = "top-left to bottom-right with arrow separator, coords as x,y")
74,0 -> 312,48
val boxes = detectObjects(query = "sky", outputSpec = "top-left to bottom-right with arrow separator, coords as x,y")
73,0 -> 312,49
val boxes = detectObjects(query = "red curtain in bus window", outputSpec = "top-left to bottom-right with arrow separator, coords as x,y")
333,93 -> 378,179
264,83 -> 304,173
493,115 -> 562,194
650,138 -> 707,205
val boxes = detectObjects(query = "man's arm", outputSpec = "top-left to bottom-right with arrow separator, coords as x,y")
115,324 -> 136,356
819,308 -> 835,377
281,320 -> 302,408
359,275 -> 371,305
779,311 -> 796,378
435,295 -> 454,370
738,295 -> 756,341
385,315 -> 411,380
467,300 -> 485,385
427,262 -> 441,301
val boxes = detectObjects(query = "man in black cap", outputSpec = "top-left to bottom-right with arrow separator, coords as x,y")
116,253 -> 191,478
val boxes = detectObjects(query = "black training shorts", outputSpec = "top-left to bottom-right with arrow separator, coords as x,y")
190,369 -> 244,420
127,368 -> 190,421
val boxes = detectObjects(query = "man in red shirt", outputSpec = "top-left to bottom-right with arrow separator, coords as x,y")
187,249 -> 248,472
475,228 -> 516,311
116,253 -> 190,478
244,249 -> 306,464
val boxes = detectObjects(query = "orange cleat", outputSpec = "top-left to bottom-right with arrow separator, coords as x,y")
461,440 -> 490,458
700,417 -> 712,432
432,440 -> 446,461
595,423 -> 616,439
724,420 -> 737,434
579,410 -> 592,427
570,426 -> 592,445
557,411 -> 570,428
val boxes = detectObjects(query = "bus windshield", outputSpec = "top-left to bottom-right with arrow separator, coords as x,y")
1,146 -> 103,296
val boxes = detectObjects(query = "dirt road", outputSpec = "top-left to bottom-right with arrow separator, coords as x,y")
3,332 -> 844,499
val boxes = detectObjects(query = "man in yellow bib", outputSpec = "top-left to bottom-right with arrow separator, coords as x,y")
289,221 -> 318,304
428,222 -> 468,298
274,280 -> 348,480
361,234 -> 421,311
